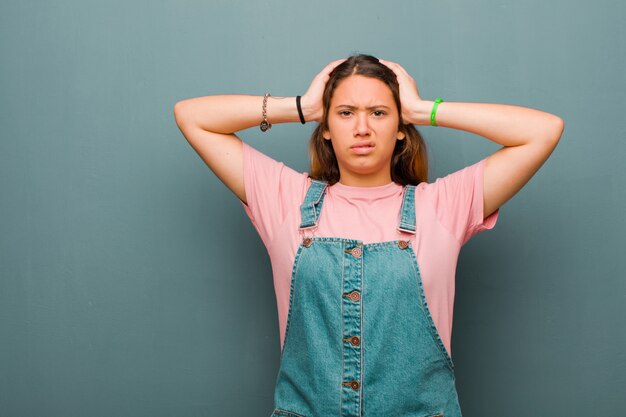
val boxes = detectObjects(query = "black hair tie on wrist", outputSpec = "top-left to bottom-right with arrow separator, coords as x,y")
296,96 -> 306,124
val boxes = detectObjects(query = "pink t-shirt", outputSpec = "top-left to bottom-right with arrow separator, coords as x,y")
238,140 -> 499,357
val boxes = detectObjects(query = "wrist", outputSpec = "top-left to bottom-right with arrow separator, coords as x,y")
298,95 -> 318,122
409,100 -> 435,126
265,95 -> 302,125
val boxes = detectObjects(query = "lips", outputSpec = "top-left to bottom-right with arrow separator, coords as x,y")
351,141 -> 375,149
350,141 -> 375,155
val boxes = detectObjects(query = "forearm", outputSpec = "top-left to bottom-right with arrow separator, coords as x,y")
174,95 -> 305,134
410,100 -> 564,146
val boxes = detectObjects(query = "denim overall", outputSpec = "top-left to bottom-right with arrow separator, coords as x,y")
271,179 -> 462,417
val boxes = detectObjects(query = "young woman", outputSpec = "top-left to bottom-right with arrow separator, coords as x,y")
174,54 -> 564,417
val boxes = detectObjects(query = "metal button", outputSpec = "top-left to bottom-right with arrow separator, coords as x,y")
343,335 -> 360,346
343,291 -> 361,302
342,380 -> 360,390
350,247 -> 362,258
303,237 -> 313,247
398,240 -> 409,249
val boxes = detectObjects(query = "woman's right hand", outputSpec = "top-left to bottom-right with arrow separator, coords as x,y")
300,58 -> 347,123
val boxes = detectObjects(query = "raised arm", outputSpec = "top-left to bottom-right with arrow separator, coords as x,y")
380,59 -> 564,220
173,59 -> 346,205
173,95 -> 302,205
414,101 -> 564,218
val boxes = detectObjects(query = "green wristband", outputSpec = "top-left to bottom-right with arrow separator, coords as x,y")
430,98 -> 443,126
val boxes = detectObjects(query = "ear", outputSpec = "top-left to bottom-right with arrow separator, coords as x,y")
323,128 -> 331,140
397,130 -> 406,140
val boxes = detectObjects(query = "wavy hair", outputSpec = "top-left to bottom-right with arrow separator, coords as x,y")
308,53 -> 429,186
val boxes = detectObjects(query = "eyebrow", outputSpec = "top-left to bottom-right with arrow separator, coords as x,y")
335,104 -> 391,110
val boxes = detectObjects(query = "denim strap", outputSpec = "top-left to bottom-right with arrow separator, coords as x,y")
298,179 -> 328,230
299,180 -> 416,233
397,184 -> 417,234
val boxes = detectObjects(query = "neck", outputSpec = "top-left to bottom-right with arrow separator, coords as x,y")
339,176 -> 392,187
337,172 -> 393,187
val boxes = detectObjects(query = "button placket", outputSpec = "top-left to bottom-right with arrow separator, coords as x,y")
340,242 -> 363,415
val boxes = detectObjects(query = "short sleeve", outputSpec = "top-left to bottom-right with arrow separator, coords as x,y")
239,141 -> 308,249
427,157 -> 499,246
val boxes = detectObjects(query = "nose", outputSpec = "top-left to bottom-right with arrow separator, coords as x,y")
354,112 -> 371,136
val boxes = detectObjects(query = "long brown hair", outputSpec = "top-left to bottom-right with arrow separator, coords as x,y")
308,53 -> 428,186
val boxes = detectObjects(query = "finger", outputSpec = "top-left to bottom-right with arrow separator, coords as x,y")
379,59 -> 398,67
380,59 -> 406,73
379,59 -> 401,74
380,59 -> 412,80
327,58 -> 347,70
316,58 -> 347,81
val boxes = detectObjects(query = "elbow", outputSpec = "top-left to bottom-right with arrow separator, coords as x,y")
552,116 -> 565,142
173,101 -> 190,126
543,115 -> 564,145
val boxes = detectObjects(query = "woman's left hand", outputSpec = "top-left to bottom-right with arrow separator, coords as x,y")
379,59 -> 431,125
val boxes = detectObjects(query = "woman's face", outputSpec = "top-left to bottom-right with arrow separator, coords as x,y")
323,75 -> 405,186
